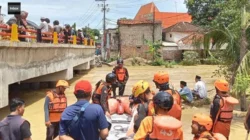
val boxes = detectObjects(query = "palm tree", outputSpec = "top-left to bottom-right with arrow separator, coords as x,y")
203,0 -> 250,111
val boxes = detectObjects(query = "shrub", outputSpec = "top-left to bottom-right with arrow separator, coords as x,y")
202,57 -> 220,65
182,51 -> 200,66
165,61 -> 177,68
150,58 -> 165,66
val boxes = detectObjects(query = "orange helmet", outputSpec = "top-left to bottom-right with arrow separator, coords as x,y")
192,113 -> 213,131
56,80 -> 69,88
214,79 -> 229,92
153,71 -> 169,84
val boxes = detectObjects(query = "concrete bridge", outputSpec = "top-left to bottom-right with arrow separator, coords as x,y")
0,41 -> 95,108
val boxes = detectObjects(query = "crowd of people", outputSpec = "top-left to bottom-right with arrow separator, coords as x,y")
0,58 -> 247,140
0,11 -> 89,44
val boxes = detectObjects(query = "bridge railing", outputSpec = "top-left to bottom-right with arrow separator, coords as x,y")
0,24 -> 95,46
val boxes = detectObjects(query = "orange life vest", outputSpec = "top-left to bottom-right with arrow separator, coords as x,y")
92,81 -> 111,105
148,115 -> 183,140
216,96 -> 238,122
115,67 -> 126,81
165,89 -> 182,120
47,91 -> 67,122
212,95 -> 238,138
193,132 -> 227,140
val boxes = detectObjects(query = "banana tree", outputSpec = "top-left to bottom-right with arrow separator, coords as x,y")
203,0 -> 250,111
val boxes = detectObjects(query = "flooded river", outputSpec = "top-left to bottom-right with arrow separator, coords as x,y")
0,65 -> 246,140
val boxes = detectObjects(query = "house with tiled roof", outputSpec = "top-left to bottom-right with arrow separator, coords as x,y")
161,22 -> 204,60
134,2 -> 192,28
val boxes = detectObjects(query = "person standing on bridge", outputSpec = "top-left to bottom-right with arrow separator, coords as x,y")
44,80 -> 69,140
59,80 -> 109,140
112,58 -> 129,98
0,98 -> 32,140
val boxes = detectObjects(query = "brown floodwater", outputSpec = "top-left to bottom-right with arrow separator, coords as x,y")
0,65 -> 246,140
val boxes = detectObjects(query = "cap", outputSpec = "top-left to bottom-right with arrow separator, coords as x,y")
56,80 -> 69,88
195,75 -> 201,79
74,80 -> 92,94
180,81 -> 187,86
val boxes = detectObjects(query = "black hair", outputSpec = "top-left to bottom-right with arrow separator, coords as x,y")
53,20 -> 59,25
75,90 -> 91,99
180,81 -> 187,86
45,18 -> 50,23
10,98 -> 25,112
195,75 -> 201,80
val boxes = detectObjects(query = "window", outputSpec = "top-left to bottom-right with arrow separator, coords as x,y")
170,34 -> 172,38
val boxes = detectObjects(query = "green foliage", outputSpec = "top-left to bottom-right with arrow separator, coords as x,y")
82,27 -> 100,40
150,58 -> 165,66
106,56 -> 118,63
165,61 -> 177,68
233,74 -> 250,96
149,59 -> 176,68
185,0 -> 223,27
145,40 -> 162,61
202,57 -> 220,65
182,51 -> 200,66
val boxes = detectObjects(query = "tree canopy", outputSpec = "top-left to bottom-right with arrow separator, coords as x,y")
185,0 -> 224,27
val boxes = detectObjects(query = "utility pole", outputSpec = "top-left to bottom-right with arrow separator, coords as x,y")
152,6 -> 155,43
96,0 -> 109,60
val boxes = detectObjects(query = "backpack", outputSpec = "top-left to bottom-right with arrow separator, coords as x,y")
0,120 -> 10,140
67,102 -> 90,138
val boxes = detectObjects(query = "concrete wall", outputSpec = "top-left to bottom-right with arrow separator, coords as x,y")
165,32 -> 190,42
0,41 -> 95,108
107,29 -> 119,51
119,23 -> 162,59
162,46 -> 182,61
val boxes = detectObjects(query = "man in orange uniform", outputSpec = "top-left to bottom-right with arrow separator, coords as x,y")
92,73 -> 117,118
153,71 -> 182,120
134,91 -> 183,140
44,80 -> 69,140
210,80 -> 239,139
112,58 -> 129,97
192,113 -> 227,140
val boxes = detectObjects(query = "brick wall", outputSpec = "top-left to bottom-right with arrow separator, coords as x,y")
162,46 -> 183,61
119,23 -> 162,59
121,45 -> 153,59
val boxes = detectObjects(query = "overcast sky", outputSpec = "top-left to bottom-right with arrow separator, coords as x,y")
0,0 -> 188,30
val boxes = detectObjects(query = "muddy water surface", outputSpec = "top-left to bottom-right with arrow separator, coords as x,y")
0,65 -> 246,140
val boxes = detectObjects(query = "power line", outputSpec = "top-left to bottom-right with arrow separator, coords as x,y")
76,1 -> 96,22
79,6 -> 99,27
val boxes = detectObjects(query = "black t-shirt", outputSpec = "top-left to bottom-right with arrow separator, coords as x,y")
20,120 -> 32,139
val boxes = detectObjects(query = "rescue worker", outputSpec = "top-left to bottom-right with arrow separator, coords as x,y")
92,73 -> 117,118
132,80 -> 155,133
0,98 -> 32,140
44,80 -> 69,140
153,71 -> 182,120
112,58 -> 129,97
192,113 -> 227,140
59,80 -> 109,140
210,80 -> 239,139
134,91 -> 183,140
